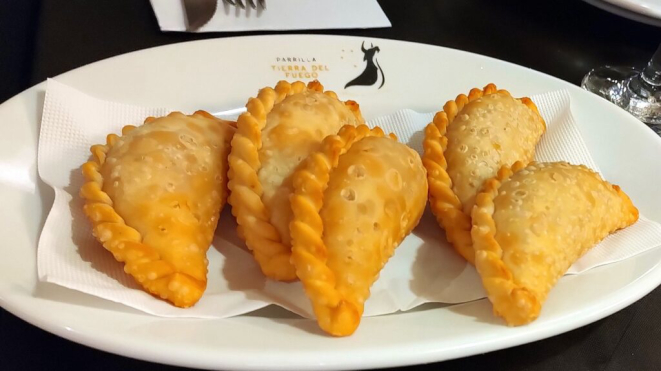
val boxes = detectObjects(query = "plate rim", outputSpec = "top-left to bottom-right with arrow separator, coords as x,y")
602,0 -> 661,18
582,0 -> 661,26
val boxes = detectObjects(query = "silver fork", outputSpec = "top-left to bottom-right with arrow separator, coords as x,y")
224,0 -> 266,9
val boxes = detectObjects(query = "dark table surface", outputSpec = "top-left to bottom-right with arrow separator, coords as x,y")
2,0 -> 661,370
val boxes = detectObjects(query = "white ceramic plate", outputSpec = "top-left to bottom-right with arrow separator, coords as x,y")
583,0 -> 661,26
1,35 -> 661,370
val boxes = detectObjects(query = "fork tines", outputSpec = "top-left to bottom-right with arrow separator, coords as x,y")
224,0 -> 266,9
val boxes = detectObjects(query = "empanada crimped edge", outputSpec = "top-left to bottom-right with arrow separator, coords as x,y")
80,111 -> 226,308
470,161 -> 639,325
468,160 -> 536,324
227,80 -> 363,281
289,124 -> 397,336
422,84 -> 545,264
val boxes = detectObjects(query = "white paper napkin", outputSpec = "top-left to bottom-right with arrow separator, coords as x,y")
150,0 -> 391,33
37,79 -> 661,318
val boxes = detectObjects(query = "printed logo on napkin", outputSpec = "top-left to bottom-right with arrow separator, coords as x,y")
271,55 -> 330,80
344,41 -> 385,90
268,40 -> 386,90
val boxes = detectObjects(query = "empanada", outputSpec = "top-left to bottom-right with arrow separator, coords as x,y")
290,125 -> 428,336
423,84 -> 546,263
228,80 -> 364,281
80,111 -> 235,307
471,161 -> 639,325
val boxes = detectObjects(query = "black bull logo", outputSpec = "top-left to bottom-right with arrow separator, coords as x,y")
345,41 -> 385,89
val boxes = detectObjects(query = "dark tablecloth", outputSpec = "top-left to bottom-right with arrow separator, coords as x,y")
1,1 -> 661,370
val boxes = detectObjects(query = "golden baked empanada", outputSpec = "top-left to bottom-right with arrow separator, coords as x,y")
423,84 -> 546,264
228,80 -> 364,281
471,161 -> 638,325
80,111 -> 235,307
290,125 -> 428,336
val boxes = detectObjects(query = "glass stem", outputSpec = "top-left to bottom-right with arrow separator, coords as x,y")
640,44 -> 661,87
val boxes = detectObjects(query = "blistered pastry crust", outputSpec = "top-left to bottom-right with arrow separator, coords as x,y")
471,161 -> 639,325
80,111 -> 234,308
228,80 -> 363,281
290,125 -> 428,336
423,84 -> 546,264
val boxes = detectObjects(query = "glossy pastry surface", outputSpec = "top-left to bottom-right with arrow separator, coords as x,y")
258,85 -> 364,246
80,111 -> 234,307
228,80 -> 364,281
290,125 -> 428,336
471,161 -> 639,325
423,84 -> 546,263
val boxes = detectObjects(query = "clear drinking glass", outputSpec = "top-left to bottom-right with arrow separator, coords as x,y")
581,44 -> 661,135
